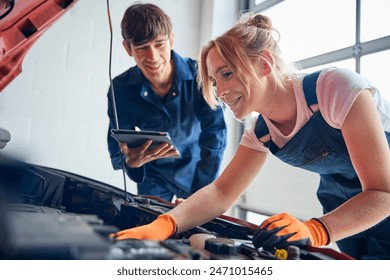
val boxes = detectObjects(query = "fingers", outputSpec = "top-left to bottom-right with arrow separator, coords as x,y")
119,142 -> 129,154
175,198 -> 185,205
119,140 -> 153,156
149,143 -> 174,155
109,228 -> 141,241
257,231 -> 295,251
259,213 -> 287,229
120,141 -> 178,168
144,143 -> 178,160
253,224 -> 280,248
253,213 -> 311,251
139,139 -> 153,153
253,224 -> 305,251
115,233 -> 133,241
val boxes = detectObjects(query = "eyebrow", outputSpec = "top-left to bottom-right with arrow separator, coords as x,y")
214,65 -> 227,75
208,64 -> 228,83
154,37 -> 169,43
209,64 -> 228,81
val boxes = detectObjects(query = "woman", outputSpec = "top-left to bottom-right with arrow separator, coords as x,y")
111,13 -> 390,260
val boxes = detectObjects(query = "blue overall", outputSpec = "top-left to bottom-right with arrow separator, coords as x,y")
255,71 -> 390,259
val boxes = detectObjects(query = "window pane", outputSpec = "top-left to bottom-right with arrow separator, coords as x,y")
300,59 -> 355,73
361,50 -> 390,101
261,0 -> 355,63
361,0 -> 390,42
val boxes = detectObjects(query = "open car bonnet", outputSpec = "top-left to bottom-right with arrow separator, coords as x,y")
0,0 -> 78,92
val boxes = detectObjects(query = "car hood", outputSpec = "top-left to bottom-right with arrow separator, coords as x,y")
0,0 -> 78,92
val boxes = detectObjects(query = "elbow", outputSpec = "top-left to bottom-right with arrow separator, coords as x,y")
213,185 -> 239,216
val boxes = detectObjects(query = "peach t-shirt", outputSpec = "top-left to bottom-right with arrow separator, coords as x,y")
240,67 -> 390,152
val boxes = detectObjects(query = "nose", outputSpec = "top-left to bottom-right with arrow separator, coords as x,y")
145,47 -> 159,61
215,83 -> 228,99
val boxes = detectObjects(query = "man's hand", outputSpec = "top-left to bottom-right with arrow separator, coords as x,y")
252,213 -> 330,251
120,141 -> 179,168
110,214 -> 177,241
174,198 -> 185,205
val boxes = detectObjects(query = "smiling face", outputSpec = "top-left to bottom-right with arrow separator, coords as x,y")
124,33 -> 174,88
206,47 -> 265,120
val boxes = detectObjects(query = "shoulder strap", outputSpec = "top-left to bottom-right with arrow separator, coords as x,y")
254,114 -> 269,139
302,70 -> 322,106
255,70 -> 322,139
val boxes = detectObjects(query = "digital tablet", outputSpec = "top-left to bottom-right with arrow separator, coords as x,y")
110,129 -> 181,158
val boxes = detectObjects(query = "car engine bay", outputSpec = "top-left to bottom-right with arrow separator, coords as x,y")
0,156 -> 352,260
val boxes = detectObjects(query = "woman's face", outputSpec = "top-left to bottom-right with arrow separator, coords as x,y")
206,47 -> 261,120
206,47 -> 276,120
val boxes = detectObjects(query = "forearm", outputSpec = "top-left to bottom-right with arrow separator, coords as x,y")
321,189 -> 390,242
168,183 -> 234,233
176,146 -> 267,232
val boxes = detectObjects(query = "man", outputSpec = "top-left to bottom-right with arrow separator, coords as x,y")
107,3 -> 227,202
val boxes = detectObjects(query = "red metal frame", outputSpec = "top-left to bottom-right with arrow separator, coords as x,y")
0,0 -> 79,92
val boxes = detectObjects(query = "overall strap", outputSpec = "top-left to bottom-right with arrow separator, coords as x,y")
255,70 -> 322,139
302,70 -> 322,107
254,114 -> 269,140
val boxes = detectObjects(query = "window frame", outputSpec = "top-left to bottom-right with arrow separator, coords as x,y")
247,0 -> 390,73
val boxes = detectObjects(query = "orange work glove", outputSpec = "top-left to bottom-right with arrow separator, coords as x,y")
111,213 -> 177,241
252,213 -> 330,251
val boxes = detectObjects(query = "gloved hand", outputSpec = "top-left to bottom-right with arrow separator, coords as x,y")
252,213 -> 330,251
110,213 -> 177,241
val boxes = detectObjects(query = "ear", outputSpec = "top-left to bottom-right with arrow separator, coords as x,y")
169,32 -> 175,50
259,50 -> 273,75
122,40 -> 133,57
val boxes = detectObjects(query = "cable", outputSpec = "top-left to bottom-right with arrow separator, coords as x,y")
105,0 -> 119,129
106,0 -> 129,201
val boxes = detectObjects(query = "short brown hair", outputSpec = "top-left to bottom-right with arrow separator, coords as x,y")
121,3 -> 172,46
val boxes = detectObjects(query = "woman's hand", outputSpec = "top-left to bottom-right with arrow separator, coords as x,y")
110,214 -> 177,241
252,213 -> 330,251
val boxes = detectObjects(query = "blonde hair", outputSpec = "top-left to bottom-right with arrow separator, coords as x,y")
198,12 -> 299,109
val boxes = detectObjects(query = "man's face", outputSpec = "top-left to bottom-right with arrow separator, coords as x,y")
124,33 -> 174,85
